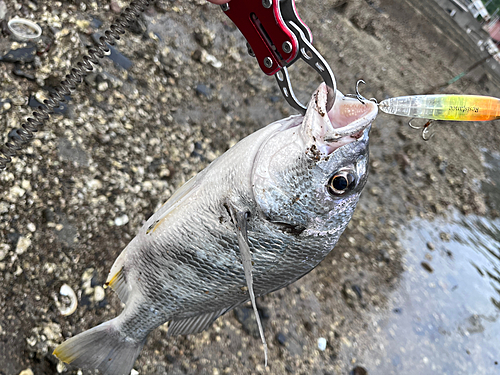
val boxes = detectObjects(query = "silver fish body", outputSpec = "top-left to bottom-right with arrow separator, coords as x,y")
54,84 -> 378,374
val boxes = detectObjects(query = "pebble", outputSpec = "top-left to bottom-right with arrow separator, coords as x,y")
0,46 -> 37,63
426,242 -> 435,250
130,370 -> 139,375
420,261 -> 434,273
276,332 -> 287,346
0,1 -> 6,21
19,370 -> 34,375
42,322 -> 61,341
194,28 -> 215,48
439,232 -> 451,241
0,201 -> 8,214
15,236 -> 31,255
115,214 -> 129,226
97,81 -> 109,92
110,1 -> 122,13
351,366 -> 368,375
56,362 -> 66,373
0,244 -> 8,261
234,305 -> 268,339
94,285 -> 106,302
9,185 -> 26,199
196,83 -> 212,99
11,96 -> 25,106
318,337 -> 327,351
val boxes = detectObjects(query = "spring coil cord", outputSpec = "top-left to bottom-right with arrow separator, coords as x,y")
0,0 -> 152,171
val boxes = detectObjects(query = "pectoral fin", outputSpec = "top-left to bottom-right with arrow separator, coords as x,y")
229,206 -> 268,367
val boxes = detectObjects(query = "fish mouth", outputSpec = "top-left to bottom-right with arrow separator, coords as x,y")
302,83 -> 378,155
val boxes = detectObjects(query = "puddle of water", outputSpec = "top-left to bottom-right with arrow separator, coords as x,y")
362,212 -> 500,374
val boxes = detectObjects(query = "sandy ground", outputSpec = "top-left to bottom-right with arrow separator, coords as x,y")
0,0 -> 499,374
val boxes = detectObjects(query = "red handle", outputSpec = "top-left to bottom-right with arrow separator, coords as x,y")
222,0 -> 299,75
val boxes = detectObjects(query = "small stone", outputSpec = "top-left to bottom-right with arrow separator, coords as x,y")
421,261 -> 433,273
110,1 -> 122,13
318,337 -> 327,351
426,242 -> 435,251
378,249 -> 391,263
42,322 -> 62,341
56,361 -> 66,373
234,305 -> 269,339
94,286 -> 105,302
195,84 -> 212,99
0,201 -> 8,213
27,223 -> 36,232
194,28 -> 215,48
0,244 -> 8,261
15,236 -> 31,255
97,81 -> 109,92
19,369 -> 34,375
370,186 -> 382,196
75,19 -> 90,31
439,232 -> 451,241
87,179 -> 103,190
351,366 -> 368,375
114,215 -> 129,226
130,370 -> 139,375
9,185 -> 26,199
341,336 -> 352,347
11,96 -> 25,106
0,1 -> 7,21
21,180 -> 31,190
276,332 -> 287,346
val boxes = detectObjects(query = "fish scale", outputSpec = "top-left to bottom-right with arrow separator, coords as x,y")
53,85 -> 378,375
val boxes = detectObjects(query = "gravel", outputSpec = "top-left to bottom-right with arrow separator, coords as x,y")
0,0 -> 499,374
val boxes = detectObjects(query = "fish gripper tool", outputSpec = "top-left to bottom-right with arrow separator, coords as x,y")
221,0 -> 336,115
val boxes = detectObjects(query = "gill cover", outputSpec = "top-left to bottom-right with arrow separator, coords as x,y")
251,84 -> 377,233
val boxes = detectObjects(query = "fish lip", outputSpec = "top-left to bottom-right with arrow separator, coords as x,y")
324,97 -> 378,141
307,83 -> 378,144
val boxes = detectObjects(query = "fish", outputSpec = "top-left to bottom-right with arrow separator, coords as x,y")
53,83 -> 378,375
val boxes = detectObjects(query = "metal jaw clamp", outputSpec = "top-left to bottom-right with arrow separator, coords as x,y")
221,0 -> 336,115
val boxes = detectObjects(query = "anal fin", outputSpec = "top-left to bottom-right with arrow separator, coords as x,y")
105,249 -> 131,304
167,310 -> 224,337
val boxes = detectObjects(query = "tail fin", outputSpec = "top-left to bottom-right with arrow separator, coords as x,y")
53,318 -> 146,375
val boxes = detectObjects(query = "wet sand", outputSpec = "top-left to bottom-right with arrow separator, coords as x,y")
0,0 -> 499,374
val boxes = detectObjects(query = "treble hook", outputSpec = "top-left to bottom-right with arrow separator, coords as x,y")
408,119 -> 435,140
421,121 -> 435,141
345,80 -> 378,105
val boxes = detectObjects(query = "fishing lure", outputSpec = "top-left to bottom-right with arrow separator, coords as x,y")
378,94 -> 500,122
347,80 -> 500,140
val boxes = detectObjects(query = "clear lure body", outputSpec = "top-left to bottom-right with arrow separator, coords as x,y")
379,95 -> 500,122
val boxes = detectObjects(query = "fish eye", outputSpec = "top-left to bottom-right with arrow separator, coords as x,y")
327,170 -> 355,195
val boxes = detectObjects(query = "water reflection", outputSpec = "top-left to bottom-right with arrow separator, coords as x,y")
362,212 -> 500,374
